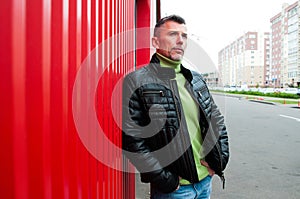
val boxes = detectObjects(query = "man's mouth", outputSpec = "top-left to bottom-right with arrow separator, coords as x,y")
172,48 -> 184,54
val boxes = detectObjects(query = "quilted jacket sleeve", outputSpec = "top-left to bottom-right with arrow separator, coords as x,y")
122,75 -> 179,193
209,97 -> 229,174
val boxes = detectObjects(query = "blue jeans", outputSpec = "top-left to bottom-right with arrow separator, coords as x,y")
150,175 -> 212,199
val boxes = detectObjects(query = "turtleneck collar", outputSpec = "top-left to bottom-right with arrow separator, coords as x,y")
156,53 -> 181,73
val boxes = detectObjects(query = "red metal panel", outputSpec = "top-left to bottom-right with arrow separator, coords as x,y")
0,1 -> 14,198
122,1 -> 138,198
136,0 -> 152,68
0,0 -> 156,198
41,0 -> 52,198
66,1 -> 78,198
50,0 -> 64,198
26,0 -> 44,198
11,0 -> 28,199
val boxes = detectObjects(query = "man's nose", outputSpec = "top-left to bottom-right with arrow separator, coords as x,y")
177,35 -> 184,44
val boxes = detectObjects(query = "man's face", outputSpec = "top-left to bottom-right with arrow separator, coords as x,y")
152,21 -> 188,61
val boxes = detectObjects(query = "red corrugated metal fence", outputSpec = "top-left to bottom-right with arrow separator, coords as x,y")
0,0 -> 154,198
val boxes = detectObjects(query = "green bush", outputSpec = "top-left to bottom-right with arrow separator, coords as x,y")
227,91 -> 299,99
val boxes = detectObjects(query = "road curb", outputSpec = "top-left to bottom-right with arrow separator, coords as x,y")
211,92 -> 243,99
248,99 -> 276,105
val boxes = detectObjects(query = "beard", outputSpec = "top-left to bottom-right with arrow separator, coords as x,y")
157,48 -> 184,61
170,48 -> 184,61
170,52 -> 183,61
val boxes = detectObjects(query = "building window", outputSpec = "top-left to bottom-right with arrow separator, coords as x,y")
249,34 -> 256,38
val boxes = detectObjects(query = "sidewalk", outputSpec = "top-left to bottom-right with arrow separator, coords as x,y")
135,174 -> 150,199
211,91 -> 300,108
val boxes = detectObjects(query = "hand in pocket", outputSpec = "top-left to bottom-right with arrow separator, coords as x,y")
200,160 -> 215,176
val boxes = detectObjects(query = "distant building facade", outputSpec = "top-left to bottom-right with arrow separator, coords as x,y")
202,71 -> 219,88
218,32 -> 270,87
270,1 -> 300,88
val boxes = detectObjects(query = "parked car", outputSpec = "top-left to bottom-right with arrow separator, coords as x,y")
282,88 -> 300,95
259,88 -> 275,94
223,86 -> 237,92
249,87 -> 259,92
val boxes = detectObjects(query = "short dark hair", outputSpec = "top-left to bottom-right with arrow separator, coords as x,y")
154,15 -> 186,36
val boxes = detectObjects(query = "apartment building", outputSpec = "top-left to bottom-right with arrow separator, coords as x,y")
202,71 -> 219,88
218,32 -> 270,87
270,1 -> 300,88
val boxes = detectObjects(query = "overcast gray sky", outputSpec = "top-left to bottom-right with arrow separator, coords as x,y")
161,0 -> 297,68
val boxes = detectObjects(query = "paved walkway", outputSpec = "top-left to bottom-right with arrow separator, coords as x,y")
211,91 -> 300,108
135,174 -> 150,199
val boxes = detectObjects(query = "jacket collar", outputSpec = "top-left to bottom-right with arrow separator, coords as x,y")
149,53 -> 193,82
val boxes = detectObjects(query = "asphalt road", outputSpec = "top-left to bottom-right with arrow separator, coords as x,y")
135,94 -> 300,199
212,94 -> 300,199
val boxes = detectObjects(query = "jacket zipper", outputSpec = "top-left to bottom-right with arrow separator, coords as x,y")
142,90 -> 165,97
195,90 -> 226,189
170,79 -> 196,183
215,138 -> 225,188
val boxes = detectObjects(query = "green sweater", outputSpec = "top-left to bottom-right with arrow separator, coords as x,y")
156,53 -> 209,185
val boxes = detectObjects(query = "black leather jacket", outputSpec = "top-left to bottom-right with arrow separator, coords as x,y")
122,54 -> 229,193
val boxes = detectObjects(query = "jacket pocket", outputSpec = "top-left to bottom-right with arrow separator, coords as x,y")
142,90 -> 165,97
141,90 -> 168,110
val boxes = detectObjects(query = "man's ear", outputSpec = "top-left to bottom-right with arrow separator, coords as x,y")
152,37 -> 159,49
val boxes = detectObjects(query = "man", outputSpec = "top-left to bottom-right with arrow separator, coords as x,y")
122,15 -> 229,199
